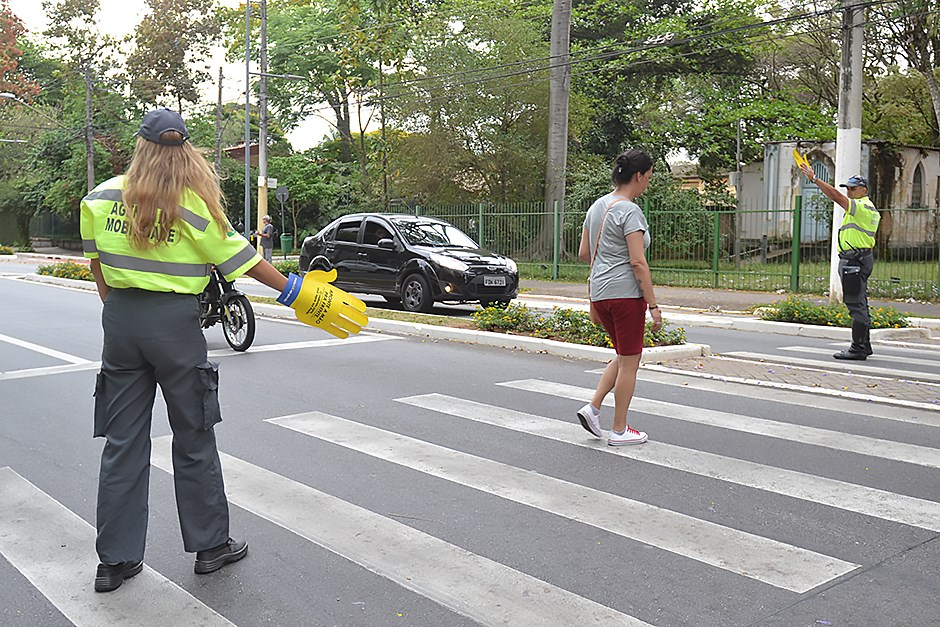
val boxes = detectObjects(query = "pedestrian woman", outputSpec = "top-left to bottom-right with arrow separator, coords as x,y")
575,149 -> 662,445
80,108 -> 289,592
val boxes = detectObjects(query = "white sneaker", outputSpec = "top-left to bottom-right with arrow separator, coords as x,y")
576,404 -> 603,438
608,426 -> 648,446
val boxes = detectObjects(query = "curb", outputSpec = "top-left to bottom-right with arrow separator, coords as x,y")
250,301 -> 710,364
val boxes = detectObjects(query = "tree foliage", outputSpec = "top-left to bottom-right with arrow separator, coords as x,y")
125,0 -> 222,111
0,0 -> 39,100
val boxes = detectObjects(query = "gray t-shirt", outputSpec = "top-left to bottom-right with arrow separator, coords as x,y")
584,193 -> 650,301
261,223 -> 275,250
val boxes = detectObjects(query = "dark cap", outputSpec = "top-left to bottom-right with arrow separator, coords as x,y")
839,175 -> 868,189
137,108 -> 189,145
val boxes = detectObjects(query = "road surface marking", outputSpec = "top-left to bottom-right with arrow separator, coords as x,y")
0,467 -> 235,627
501,379 -> 940,470
396,394 -> 940,532
633,369 -> 940,427
779,345 -> 940,369
269,412 -> 858,593
150,437 -> 646,627
641,363 -> 940,414
724,351 -> 940,384
0,332 -> 91,364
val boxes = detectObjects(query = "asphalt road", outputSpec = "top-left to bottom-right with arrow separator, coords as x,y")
2,271 -> 940,626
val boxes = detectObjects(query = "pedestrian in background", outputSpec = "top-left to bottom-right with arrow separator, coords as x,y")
576,148 -> 662,445
80,108 -> 289,592
799,163 -> 880,360
259,214 -> 275,262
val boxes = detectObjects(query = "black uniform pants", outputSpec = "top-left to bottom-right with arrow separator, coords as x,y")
838,249 -> 874,351
94,288 -> 229,564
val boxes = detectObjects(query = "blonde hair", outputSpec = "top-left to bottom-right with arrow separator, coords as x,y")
123,131 -> 227,249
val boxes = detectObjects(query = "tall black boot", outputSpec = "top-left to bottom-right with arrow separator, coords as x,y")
834,321 -> 868,360
862,325 -> 873,356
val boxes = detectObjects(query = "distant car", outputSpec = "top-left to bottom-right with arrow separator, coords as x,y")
298,213 -> 518,312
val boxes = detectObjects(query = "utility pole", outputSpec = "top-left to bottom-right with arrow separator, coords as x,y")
256,0 -> 269,255
215,67 -> 223,175
829,0 -> 865,302
243,1 -> 252,240
543,0 -> 571,256
84,63 -> 95,194
379,47 -> 388,211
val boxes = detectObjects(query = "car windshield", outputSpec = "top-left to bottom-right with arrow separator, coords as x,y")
392,219 -> 478,248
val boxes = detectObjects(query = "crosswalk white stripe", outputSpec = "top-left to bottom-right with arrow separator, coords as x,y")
269,412 -> 858,593
0,332 -> 91,364
0,467 -> 235,627
149,437 -> 646,627
395,394 -> 940,532
635,369 -> 940,427
501,379 -> 940,469
724,351 -> 940,384
642,362 -> 940,414
875,340 -> 940,353
779,345 -> 940,369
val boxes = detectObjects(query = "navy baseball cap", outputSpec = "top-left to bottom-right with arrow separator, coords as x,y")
839,175 -> 868,189
137,108 -> 189,145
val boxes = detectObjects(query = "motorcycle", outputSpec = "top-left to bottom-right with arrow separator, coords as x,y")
198,266 -> 256,351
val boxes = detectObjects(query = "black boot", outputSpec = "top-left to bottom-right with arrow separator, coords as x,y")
834,321 -> 869,360
862,326 -> 873,356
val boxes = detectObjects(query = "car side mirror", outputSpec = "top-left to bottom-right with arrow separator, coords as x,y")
377,238 -> 396,250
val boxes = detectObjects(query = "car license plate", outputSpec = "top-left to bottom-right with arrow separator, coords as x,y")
483,275 -> 506,287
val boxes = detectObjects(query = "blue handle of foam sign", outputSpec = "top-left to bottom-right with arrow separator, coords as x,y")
277,273 -> 302,307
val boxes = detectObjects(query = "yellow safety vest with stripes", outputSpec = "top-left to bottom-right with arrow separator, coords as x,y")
838,195 -> 880,252
80,176 -> 261,294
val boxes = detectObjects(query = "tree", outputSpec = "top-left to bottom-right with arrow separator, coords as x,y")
387,0 -> 561,203
869,0 -> 940,144
0,0 -> 39,100
125,0 -> 222,112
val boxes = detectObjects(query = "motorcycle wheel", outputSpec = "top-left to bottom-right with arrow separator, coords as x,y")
221,294 -> 256,351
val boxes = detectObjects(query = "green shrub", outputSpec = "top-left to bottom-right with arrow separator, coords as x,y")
36,260 -> 94,281
472,303 -> 686,348
0,245 -> 13,255
757,295 -> 909,328
273,259 -> 299,276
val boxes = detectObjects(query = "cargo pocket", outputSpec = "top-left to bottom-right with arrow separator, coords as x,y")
92,370 -> 110,437
196,361 -> 223,430
841,263 -> 862,304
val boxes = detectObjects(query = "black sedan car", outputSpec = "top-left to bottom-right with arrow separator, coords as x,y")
299,213 -> 518,312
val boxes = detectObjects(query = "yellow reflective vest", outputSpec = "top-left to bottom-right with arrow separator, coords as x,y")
838,195 -> 880,252
80,176 -> 261,294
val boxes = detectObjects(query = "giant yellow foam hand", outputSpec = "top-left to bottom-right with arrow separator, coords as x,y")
792,148 -> 810,170
277,270 -> 368,339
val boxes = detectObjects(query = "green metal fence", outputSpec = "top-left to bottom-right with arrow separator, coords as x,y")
395,199 -> 940,301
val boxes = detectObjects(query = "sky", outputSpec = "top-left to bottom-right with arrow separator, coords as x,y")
7,0 -> 331,151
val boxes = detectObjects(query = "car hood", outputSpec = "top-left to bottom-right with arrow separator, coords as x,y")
417,246 -> 511,266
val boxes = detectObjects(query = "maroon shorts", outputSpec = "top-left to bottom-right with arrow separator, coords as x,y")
592,298 -> 647,356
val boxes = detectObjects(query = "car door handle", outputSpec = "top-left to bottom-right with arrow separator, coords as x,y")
357,252 -> 369,258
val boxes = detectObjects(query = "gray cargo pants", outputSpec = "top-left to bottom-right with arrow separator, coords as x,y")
94,288 -> 229,564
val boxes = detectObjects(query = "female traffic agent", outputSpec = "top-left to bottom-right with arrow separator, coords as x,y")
80,108 -> 290,592
575,149 -> 662,446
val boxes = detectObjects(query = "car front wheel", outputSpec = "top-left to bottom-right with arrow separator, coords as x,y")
401,273 -> 433,313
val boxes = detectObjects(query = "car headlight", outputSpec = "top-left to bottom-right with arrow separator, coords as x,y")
505,258 -> 517,273
431,253 -> 469,273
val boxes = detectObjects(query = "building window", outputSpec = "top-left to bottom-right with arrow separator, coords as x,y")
911,163 -> 924,208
